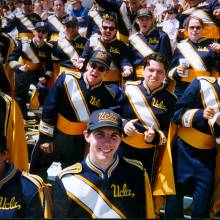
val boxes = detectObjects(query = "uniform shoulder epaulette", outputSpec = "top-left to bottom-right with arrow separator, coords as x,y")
59,162 -> 83,178
123,157 -> 144,171
198,76 -> 216,83
22,171 -> 45,189
66,71 -> 82,79
125,80 -> 141,86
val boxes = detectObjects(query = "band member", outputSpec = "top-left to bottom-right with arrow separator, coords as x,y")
79,12 -> 133,85
168,16 -> 220,98
177,0 -> 220,41
95,0 -> 141,44
129,8 -> 172,79
8,21 -> 53,119
53,109 -> 155,218
30,50 -> 123,179
165,76 -> 220,218
46,0 -> 69,42
121,53 -> 176,192
2,0 -> 42,40
0,133 -> 52,218
51,16 -> 87,75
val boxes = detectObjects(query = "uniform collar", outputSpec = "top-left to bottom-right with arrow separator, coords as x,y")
143,80 -> 164,95
0,163 -> 18,188
83,73 -> 103,90
85,154 -> 119,179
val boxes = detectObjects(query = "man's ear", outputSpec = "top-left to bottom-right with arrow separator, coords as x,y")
83,130 -> 90,143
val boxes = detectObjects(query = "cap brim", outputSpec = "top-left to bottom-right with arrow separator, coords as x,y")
90,58 -> 109,69
89,124 -> 122,133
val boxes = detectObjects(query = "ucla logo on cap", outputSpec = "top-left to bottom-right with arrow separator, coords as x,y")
95,51 -> 108,61
98,111 -> 118,124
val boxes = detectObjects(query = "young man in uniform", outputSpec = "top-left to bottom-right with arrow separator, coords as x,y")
30,50 -> 123,179
53,109 -> 155,218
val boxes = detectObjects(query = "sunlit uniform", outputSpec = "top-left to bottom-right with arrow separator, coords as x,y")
81,34 -> 133,84
165,77 -> 220,218
30,72 -> 123,178
95,0 -> 140,44
0,162 -> 51,218
178,0 -> 220,40
53,155 -> 155,218
52,34 -> 87,74
46,14 -> 69,42
121,80 -> 177,194
129,30 -> 172,79
168,38 -> 220,98
8,37 -> 53,118
2,12 -> 41,40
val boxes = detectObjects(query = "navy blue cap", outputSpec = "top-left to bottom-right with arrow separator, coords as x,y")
63,16 -> 78,26
89,50 -> 111,69
137,8 -> 153,18
21,0 -> 32,5
87,109 -> 123,133
35,21 -> 48,31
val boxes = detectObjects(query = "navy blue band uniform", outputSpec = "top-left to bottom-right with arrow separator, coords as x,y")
165,77 -> 220,218
178,0 -> 220,40
168,38 -> 220,98
46,14 -> 69,42
81,34 -> 133,84
129,29 -> 173,79
52,34 -> 87,74
121,80 -> 177,186
0,162 -> 51,218
8,38 -> 53,118
53,155 -> 155,218
94,0 -> 140,44
2,12 -> 41,40
30,72 -> 123,178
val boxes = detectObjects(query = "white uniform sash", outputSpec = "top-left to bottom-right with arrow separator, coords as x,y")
119,2 -> 136,35
89,10 -> 102,30
48,15 -> 65,33
58,37 -> 79,60
177,41 -> 207,71
16,13 -> 35,32
200,79 -> 220,132
129,33 -> 154,57
22,41 -> 40,63
89,34 -> 118,70
62,174 -> 124,218
64,75 -> 90,122
125,84 -> 160,129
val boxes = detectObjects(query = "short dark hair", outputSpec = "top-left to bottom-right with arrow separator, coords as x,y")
142,52 -> 168,73
102,12 -> 117,28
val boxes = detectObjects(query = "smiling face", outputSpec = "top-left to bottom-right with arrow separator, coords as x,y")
53,0 -> 65,17
143,59 -> 166,91
84,127 -> 121,170
137,16 -> 153,35
100,20 -> 117,42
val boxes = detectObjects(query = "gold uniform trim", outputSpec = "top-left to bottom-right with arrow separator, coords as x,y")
20,59 -> 42,71
59,66 -> 80,75
177,127 -> 215,149
103,70 -> 121,82
135,66 -> 144,78
181,69 -> 210,83
18,33 -> 33,40
56,113 -> 87,135
122,132 -> 157,149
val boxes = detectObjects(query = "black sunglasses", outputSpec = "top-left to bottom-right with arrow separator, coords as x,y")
90,62 -> 107,72
36,29 -> 46,34
102,25 -> 116,31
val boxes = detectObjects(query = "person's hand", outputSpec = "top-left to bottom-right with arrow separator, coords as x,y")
72,58 -> 85,70
203,106 -> 217,119
144,124 -> 155,143
19,64 -> 30,72
177,65 -> 188,77
177,28 -> 185,39
124,119 -> 138,136
77,16 -> 84,23
209,42 -> 220,53
40,142 -> 54,153
39,77 -> 46,84
121,66 -> 133,77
